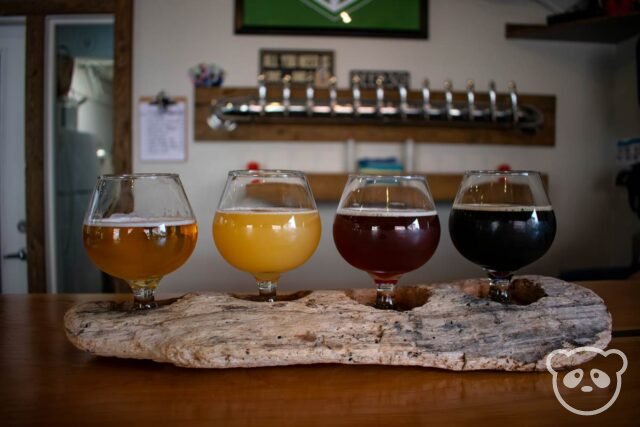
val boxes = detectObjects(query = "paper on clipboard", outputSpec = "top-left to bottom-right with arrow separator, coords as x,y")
139,97 -> 187,161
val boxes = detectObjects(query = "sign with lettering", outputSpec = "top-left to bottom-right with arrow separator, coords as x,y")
349,70 -> 411,89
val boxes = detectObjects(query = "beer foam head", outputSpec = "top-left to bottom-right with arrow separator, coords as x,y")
336,207 -> 438,217
217,207 -> 318,214
86,214 -> 196,227
452,203 -> 553,212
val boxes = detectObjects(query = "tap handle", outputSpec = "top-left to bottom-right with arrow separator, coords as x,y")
375,75 -> 385,116
282,74 -> 291,116
352,74 -> 361,116
398,84 -> 408,120
466,79 -> 475,121
444,79 -> 453,121
508,80 -> 518,123
329,76 -> 337,116
257,74 -> 266,116
422,78 -> 431,119
306,75 -> 314,116
488,80 -> 497,122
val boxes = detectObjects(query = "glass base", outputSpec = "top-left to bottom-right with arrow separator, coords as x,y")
128,278 -> 160,310
487,271 -> 513,304
257,280 -> 277,302
375,281 -> 397,310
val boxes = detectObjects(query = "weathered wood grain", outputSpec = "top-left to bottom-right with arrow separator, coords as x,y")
64,276 -> 611,371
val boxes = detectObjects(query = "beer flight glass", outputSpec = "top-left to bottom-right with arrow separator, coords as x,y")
83,174 -> 198,310
213,170 -> 321,302
449,170 -> 556,303
333,175 -> 441,310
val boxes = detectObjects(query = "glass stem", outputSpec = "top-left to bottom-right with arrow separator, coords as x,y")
128,278 -> 160,310
257,280 -> 277,302
487,271 -> 513,303
375,280 -> 397,310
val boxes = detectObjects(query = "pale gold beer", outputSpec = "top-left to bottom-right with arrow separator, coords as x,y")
83,218 -> 198,281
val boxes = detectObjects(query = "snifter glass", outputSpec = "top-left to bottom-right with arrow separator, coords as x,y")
82,174 -> 198,310
213,170 -> 321,302
333,175 -> 441,310
449,170 -> 556,303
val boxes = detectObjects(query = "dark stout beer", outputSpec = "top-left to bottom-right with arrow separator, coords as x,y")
449,204 -> 556,273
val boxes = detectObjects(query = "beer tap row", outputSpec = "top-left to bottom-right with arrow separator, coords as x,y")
208,74 -> 544,133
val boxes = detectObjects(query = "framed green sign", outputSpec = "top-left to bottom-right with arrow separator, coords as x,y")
235,0 -> 428,39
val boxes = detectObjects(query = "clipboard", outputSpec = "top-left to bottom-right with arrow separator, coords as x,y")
139,91 -> 188,162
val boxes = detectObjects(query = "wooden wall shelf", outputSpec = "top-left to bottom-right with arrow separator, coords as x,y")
506,12 -> 640,44
307,172 -> 548,203
308,173 -> 463,203
195,87 -> 555,146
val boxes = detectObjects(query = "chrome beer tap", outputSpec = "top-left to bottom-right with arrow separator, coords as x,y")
352,74 -> 361,117
329,76 -> 337,117
422,78 -> 431,120
508,80 -> 519,124
444,79 -> 453,121
375,75 -> 385,117
466,79 -> 475,121
257,74 -> 266,117
488,80 -> 497,122
282,74 -> 291,116
305,75 -> 314,116
398,83 -> 408,121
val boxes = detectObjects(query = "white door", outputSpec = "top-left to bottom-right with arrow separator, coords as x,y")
0,22 -> 27,293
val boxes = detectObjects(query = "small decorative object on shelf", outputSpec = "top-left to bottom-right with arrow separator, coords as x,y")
246,161 -> 260,170
189,63 -> 225,88
207,74 -> 545,134
357,157 -> 404,174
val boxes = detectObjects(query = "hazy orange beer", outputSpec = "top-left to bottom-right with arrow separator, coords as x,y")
212,170 -> 320,301
213,209 -> 320,282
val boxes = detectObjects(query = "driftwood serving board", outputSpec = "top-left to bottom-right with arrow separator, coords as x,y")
64,276 -> 611,371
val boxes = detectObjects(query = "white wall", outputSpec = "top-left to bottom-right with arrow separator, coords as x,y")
133,0 -> 631,293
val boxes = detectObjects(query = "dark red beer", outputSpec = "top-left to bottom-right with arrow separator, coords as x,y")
449,204 -> 556,273
333,209 -> 440,281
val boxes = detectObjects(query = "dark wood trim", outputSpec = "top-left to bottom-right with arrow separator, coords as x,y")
505,12 -> 640,44
25,15 -> 47,293
112,0 -> 132,175
16,0 -> 133,293
307,173 -> 464,202
307,173 -> 549,203
234,0 -> 429,39
0,0 -> 115,16
109,0 -> 133,294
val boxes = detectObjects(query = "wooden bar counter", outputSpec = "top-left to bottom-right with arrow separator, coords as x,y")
1,280 -> 638,426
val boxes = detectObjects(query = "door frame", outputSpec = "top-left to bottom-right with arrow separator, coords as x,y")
0,19 -> 26,293
0,1 -> 133,293
45,15 -> 115,294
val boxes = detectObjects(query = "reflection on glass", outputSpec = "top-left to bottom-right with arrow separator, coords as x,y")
213,170 -> 321,302
54,23 -> 114,292
333,175 -> 441,310
449,171 -> 556,303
